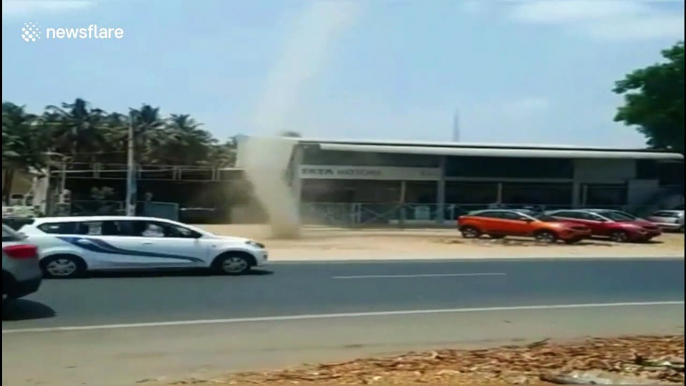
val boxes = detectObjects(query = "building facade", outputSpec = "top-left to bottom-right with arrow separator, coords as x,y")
276,139 -> 685,222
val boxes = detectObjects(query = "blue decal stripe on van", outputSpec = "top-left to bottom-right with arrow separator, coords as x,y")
57,237 -> 204,263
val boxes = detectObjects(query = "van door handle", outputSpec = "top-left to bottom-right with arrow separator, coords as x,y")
142,242 -> 154,245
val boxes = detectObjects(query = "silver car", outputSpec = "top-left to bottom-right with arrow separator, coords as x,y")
2,224 -> 42,300
647,210 -> 685,233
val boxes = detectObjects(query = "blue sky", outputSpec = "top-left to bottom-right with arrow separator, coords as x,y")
2,0 -> 684,147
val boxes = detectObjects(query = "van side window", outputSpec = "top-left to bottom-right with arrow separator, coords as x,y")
78,221 -> 126,236
38,222 -> 80,235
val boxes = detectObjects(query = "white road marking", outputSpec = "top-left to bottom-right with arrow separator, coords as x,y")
332,273 -> 507,280
2,301 -> 683,335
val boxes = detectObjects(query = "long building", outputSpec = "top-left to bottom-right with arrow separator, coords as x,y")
29,137 -> 685,224
237,136 -> 684,222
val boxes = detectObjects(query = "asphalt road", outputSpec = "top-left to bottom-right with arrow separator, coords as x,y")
2,258 -> 685,386
3,258 -> 684,330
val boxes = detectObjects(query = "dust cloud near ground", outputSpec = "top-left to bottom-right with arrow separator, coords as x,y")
200,224 -> 686,260
240,1 -> 360,239
240,137 -> 301,239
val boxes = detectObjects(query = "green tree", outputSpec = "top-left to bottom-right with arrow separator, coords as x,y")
45,98 -> 108,162
207,137 -> 238,168
4,99 -> 239,172
614,41 -> 685,154
129,104 -> 167,164
2,103 -> 49,204
163,114 -> 216,165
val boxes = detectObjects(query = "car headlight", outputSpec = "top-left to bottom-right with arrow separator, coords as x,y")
245,240 -> 266,249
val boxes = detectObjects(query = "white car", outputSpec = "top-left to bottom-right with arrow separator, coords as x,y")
647,210 -> 685,232
19,216 -> 268,278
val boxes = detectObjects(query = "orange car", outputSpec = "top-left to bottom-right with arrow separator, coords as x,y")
457,210 -> 592,244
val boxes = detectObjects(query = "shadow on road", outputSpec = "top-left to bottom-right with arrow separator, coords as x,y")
2,299 -> 56,322
62,269 -> 276,280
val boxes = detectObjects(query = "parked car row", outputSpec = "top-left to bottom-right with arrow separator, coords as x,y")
457,208 -> 683,244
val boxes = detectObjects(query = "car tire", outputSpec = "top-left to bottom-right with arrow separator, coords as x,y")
610,231 -> 630,243
534,230 -> 558,244
213,253 -> 255,276
461,226 -> 482,239
41,255 -> 87,279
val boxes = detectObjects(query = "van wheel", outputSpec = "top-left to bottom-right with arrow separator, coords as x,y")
213,253 -> 255,276
41,255 -> 87,279
535,231 -> 558,244
461,226 -> 482,239
610,231 -> 629,243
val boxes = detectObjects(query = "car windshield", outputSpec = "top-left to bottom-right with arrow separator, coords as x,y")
534,214 -> 558,222
601,211 -> 636,222
2,224 -> 19,242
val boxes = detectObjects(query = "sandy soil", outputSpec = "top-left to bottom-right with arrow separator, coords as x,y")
198,224 -> 685,261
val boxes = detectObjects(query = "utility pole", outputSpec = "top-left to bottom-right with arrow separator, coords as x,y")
126,116 -> 137,216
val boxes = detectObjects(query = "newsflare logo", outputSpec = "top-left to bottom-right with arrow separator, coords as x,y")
21,22 -> 125,43
21,22 -> 41,42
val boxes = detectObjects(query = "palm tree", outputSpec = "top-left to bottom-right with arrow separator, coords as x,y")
45,98 -> 107,162
164,114 -> 216,165
2,103 -> 47,204
207,138 -> 238,168
97,112 -> 129,164
129,104 -> 167,164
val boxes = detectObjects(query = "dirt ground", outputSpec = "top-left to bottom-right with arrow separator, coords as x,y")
199,224 -> 686,261
163,336 -> 685,385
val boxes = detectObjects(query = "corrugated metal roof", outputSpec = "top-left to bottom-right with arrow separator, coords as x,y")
296,137 -> 679,154
239,135 -> 684,159
316,143 -> 684,160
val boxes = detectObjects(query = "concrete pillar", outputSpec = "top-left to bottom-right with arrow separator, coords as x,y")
572,182 -> 582,208
496,182 -> 503,205
436,156 -> 446,224
291,145 -> 304,206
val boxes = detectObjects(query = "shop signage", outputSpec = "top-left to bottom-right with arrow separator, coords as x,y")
299,165 -> 441,181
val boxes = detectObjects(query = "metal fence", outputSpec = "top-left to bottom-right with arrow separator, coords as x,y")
59,200 -> 179,221
299,203 -> 664,228
32,199 -> 671,228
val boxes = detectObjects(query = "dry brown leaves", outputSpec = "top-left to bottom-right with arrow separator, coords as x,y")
164,335 -> 685,385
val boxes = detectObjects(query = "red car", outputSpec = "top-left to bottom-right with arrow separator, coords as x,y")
457,210 -> 592,244
545,209 -> 662,243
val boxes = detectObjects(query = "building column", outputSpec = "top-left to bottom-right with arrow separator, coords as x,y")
399,180 -> 407,228
290,145 -> 304,206
496,183 -> 503,206
436,156 -> 446,224
572,182 -> 582,208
